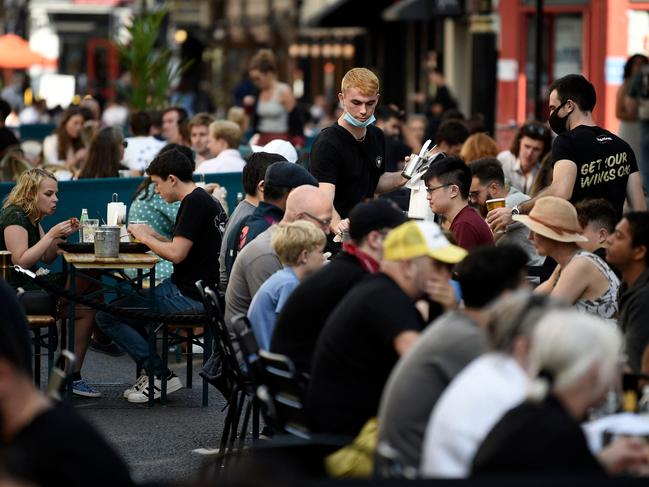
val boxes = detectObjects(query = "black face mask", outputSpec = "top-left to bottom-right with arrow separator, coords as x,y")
548,101 -> 571,135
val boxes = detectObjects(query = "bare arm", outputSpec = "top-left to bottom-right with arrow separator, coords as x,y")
318,182 -> 346,234
627,171 -> 647,211
534,265 -> 559,295
280,83 -> 296,113
130,224 -> 192,264
394,330 -> 420,357
4,221 -> 74,268
548,258 -> 593,305
375,171 -> 408,194
518,160 -> 577,214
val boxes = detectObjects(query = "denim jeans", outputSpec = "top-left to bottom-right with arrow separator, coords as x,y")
95,279 -> 204,376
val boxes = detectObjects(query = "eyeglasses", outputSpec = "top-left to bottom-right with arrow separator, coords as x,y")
469,190 -> 480,199
425,183 -> 452,194
302,212 -> 332,229
522,123 -> 548,138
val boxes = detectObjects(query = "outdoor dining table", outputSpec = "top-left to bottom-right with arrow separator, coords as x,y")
63,252 -> 159,405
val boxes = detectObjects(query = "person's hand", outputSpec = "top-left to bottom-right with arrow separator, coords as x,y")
46,219 -> 77,240
204,183 -> 221,195
598,437 -> 649,475
486,207 -> 513,234
332,218 -> 350,241
74,148 -> 87,163
425,276 -> 457,311
128,223 -> 154,242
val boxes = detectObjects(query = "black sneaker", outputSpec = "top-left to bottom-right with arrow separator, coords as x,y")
89,339 -> 125,357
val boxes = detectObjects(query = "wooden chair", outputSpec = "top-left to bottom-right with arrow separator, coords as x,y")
27,314 -> 58,387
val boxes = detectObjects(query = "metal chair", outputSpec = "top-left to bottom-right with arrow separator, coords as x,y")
27,314 -> 58,388
196,283 -> 259,466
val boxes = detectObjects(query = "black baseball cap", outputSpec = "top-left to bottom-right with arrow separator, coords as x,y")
264,161 -> 318,188
348,199 -> 408,241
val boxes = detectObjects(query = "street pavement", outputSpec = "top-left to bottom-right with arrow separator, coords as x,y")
38,344 -> 229,485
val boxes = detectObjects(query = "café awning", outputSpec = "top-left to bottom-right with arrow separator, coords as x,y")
382,0 -> 465,21
0,34 -> 46,69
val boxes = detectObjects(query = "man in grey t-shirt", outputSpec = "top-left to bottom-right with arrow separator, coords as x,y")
376,245 -> 529,475
224,185 -> 332,326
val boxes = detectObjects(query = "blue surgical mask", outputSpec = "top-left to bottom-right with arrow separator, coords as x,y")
343,112 -> 376,128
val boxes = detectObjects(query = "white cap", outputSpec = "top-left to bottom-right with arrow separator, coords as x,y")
251,139 -> 298,163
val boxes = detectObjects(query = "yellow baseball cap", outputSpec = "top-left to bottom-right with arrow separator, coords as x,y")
383,221 -> 467,264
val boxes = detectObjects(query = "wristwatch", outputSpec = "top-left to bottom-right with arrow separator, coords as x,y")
511,206 -> 520,216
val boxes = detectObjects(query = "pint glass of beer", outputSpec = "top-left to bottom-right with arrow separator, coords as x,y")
486,198 -> 506,212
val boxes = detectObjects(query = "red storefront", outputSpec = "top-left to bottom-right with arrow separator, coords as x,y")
496,0 -> 649,145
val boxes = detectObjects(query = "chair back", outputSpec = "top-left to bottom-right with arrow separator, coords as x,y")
195,281 -> 248,387
257,349 -> 310,439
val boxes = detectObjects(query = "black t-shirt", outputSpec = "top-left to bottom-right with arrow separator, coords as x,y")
309,123 -> 386,218
3,404 -> 134,487
472,395 -> 604,476
270,251 -> 369,374
552,125 -> 639,218
0,126 -> 19,156
306,273 -> 425,437
171,187 -> 227,301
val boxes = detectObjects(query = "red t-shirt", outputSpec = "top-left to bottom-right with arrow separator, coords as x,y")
449,205 -> 494,250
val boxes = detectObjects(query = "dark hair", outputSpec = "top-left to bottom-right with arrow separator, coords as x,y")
146,148 -> 194,182
623,54 -> 649,81
0,279 -> 32,377
78,126 -> 125,179
263,185 -> 291,202
243,151 -> 285,196
129,111 -> 152,136
375,105 -> 401,122
548,74 -> 596,112
470,158 -> 505,186
0,98 -> 11,120
509,121 -> 552,159
163,106 -> 190,144
575,198 -> 617,234
423,156 -> 471,199
435,119 -> 470,147
55,106 -> 86,160
455,245 -> 528,308
624,212 -> 649,265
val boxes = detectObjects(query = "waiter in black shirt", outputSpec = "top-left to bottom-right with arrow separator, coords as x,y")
310,68 -> 408,236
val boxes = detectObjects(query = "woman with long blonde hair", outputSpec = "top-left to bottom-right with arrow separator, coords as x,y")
0,168 -> 100,397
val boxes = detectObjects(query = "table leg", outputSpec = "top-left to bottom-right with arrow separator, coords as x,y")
147,266 -> 156,408
66,265 -> 76,400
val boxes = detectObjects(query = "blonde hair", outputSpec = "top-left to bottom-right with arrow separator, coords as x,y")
271,221 -> 326,266
209,120 -> 242,149
188,112 -> 215,131
227,106 -> 246,132
460,133 -> 498,163
3,168 -> 57,220
249,49 -> 277,74
341,68 -> 380,96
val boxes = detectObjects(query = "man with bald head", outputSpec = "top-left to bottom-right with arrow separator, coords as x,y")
225,185 -> 333,326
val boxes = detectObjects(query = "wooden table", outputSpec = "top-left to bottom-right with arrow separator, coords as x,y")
63,252 -> 159,403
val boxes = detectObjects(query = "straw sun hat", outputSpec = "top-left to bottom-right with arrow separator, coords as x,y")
512,196 -> 588,243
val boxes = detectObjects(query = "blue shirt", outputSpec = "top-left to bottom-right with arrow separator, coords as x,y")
247,267 -> 299,349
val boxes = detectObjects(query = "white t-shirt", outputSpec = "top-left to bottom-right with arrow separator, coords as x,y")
123,136 -> 166,172
195,148 -> 246,174
420,353 -> 528,478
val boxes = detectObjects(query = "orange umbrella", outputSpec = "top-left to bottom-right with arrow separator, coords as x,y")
0,34 -> 45,69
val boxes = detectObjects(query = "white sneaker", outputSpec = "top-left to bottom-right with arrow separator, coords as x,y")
127,374 -> 183,403
123,373 -> 149,399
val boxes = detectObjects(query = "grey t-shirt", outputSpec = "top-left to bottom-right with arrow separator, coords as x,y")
499,187 -> 544,267
224,226 -> 281,327
376,311 -> 486,473
219,199 -> 256,290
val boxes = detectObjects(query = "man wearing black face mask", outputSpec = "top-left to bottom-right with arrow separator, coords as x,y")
488,74 -> 645,233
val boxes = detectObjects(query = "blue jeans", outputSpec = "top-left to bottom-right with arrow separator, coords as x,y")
95,279 -> 204,376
